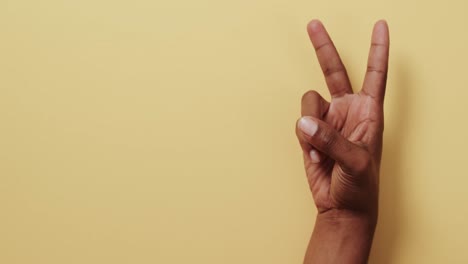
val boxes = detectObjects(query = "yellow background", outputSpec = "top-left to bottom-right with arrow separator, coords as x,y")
1,0 -> 467,263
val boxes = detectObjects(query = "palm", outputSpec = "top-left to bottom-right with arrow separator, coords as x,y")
307,93 -> 382,212
300,20 -> 389,213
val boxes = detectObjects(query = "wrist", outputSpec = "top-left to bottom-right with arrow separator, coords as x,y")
315,209 -> 377,245
316,208 -> 377,232
304,209 -> 377,264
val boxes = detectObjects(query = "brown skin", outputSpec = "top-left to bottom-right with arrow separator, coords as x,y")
296,20 -> 390,263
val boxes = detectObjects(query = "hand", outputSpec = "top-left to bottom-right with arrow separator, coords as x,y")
296,20 -> 389,263
296,20 -> 389,220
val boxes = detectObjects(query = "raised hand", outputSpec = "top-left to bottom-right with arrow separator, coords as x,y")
296,20 -> 389,263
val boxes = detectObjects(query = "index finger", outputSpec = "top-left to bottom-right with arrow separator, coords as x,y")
361,20 -> 390,103
307,20 -> 353,98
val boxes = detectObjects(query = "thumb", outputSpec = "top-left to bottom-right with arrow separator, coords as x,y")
297,116 -> 370,174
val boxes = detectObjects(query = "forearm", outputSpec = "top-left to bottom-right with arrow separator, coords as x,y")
304,210 -> 377,264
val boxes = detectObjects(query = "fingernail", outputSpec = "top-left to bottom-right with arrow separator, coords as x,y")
299,117 -> 318,137
309,149 -> 321,163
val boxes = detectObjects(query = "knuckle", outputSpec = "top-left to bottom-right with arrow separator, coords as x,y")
353,151 -> 372,174
320,128 -> 336,152
323,65 -> 345,77
366,65 -> 387,74
314,42 -> 332,52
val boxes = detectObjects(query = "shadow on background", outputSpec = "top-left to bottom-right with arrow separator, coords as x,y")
369,60 -> 412,264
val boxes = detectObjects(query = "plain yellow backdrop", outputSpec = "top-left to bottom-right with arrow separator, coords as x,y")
1,0 -> 468,263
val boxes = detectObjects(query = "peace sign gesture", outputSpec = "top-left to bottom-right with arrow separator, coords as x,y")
297,20 -> 389,263
296,20 -> 389,221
